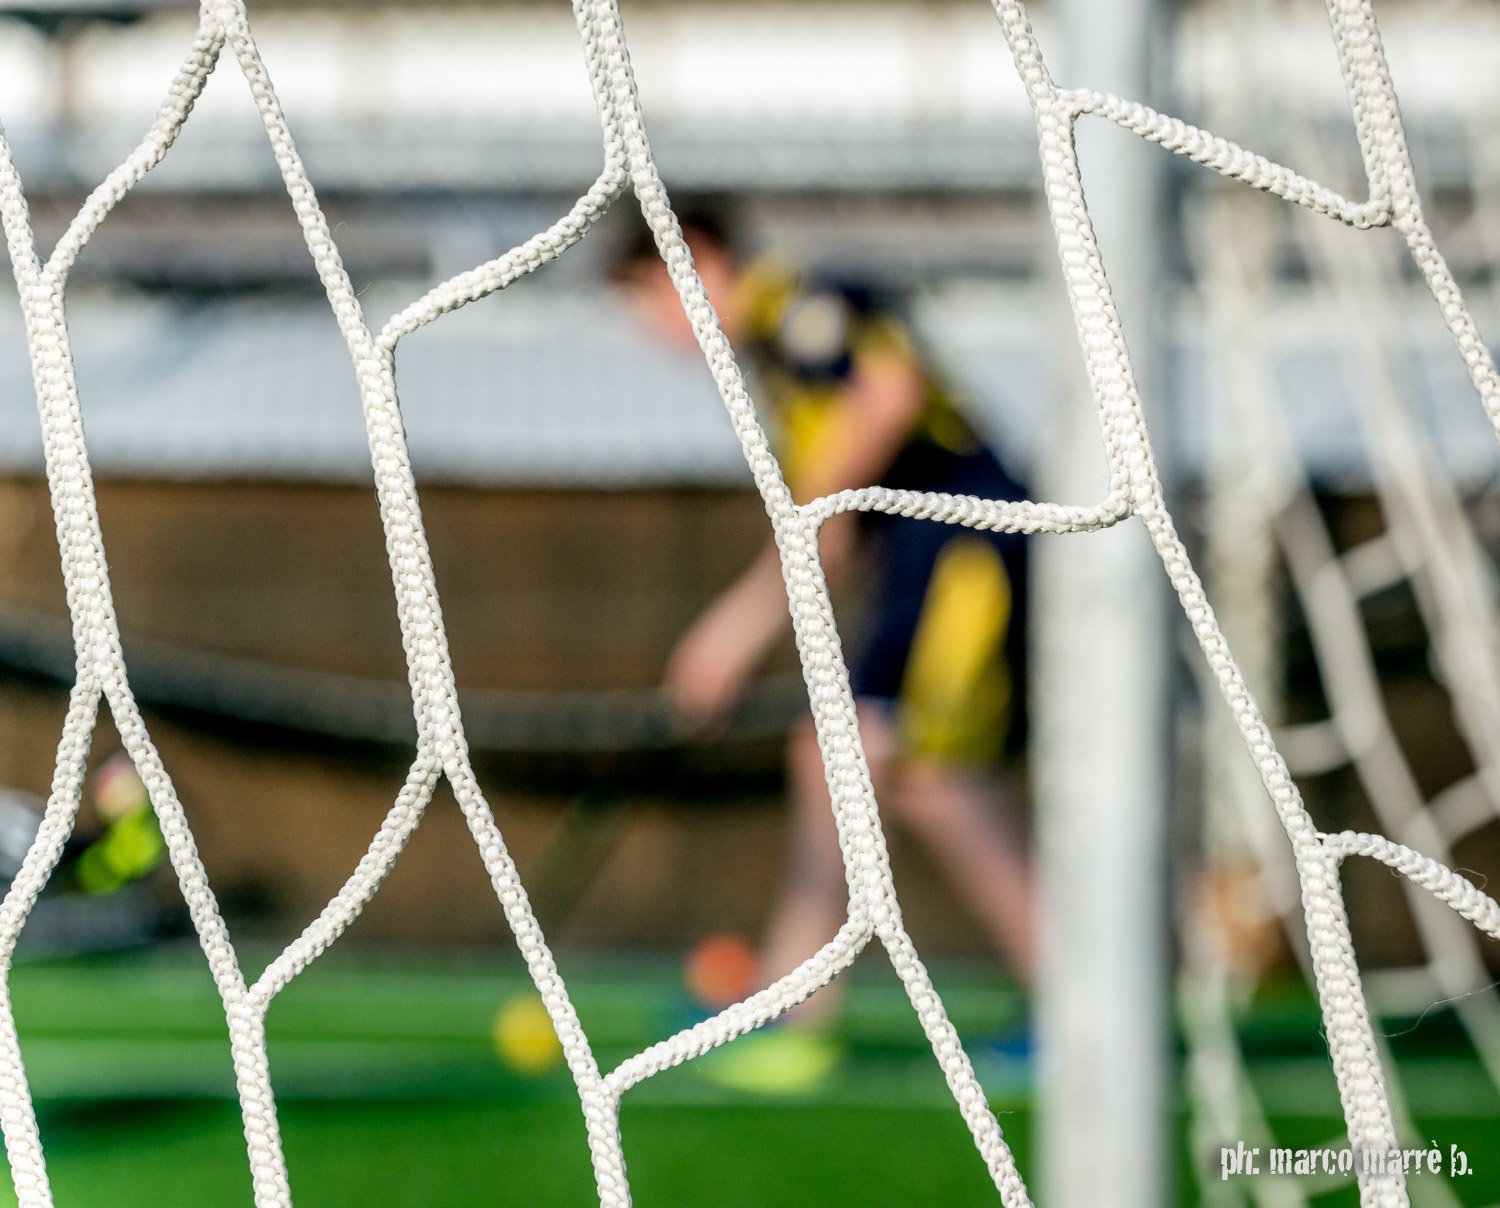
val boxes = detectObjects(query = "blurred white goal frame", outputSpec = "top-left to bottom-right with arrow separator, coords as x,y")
2,2 -> 1499,1208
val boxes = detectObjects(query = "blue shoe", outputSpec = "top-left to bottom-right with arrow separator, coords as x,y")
970,1021 -> 1033,1096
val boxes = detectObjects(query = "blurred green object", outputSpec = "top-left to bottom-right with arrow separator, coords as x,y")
75,753 -> 165,897
696,1028 -> 844,1096
74,808 -> 165,896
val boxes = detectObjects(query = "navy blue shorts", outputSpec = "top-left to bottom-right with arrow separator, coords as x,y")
849,447 -> 1028,747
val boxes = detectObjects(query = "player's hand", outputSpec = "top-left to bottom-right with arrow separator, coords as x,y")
662,605 -> 758,734
664,542 -> 791,734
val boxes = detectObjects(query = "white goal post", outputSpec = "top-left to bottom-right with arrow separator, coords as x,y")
1035,2 -> 1169,1207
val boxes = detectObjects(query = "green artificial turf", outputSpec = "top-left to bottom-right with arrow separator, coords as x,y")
0,947 -> 1493,1206
10,1101 -> 1021,1208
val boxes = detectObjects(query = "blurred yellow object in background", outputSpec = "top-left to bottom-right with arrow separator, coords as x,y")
492,994 -> 564,1076
898,537 -> 1012,765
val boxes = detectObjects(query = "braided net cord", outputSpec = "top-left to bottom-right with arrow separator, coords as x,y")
0,1 -> 1495,1205
1181,5 -> 1500,1204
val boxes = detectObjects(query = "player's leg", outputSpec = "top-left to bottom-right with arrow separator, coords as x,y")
758,704 -> 898,1020
887,760 -> 1035,983
881,516 -> 1035,982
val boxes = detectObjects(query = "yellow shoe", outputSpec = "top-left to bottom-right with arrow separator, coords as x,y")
697,1027 -> 842,1096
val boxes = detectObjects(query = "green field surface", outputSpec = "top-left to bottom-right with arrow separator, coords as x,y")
0,946 -> 1492,1206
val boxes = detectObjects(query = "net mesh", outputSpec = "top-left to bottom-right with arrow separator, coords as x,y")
0,1 -> 1495,1205
1182,4 -> 1500,1204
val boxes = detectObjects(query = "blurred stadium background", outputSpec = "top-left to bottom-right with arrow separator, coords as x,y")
1,0 -> 1500,1204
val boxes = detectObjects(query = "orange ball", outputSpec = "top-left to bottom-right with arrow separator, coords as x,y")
684,933 -> 759,1009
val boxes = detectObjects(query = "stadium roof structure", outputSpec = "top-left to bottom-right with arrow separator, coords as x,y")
3,1 -> 1491,196
0,290 -> 1494,489
0,292 -> 754,486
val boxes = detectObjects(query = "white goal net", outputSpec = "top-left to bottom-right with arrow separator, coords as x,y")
1,2 -> 1497,1207
1182,3 -> 1500,1205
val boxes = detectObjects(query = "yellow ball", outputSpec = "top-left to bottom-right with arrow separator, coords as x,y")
492,993 -> 563,1076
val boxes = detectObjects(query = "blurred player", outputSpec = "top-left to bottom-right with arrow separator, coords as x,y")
616,211 -> 1035,1029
